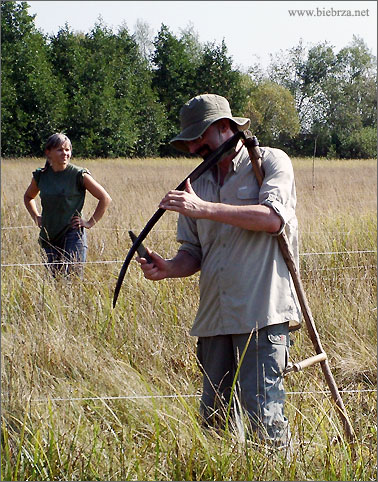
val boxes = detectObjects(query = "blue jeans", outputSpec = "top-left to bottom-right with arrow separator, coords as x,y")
43,228 -> 88,277
196,323 -> 290,443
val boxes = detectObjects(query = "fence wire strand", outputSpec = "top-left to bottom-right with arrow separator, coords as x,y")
10,387 -> 375,404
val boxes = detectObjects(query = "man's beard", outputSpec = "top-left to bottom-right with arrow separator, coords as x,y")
196,144 -> 212,159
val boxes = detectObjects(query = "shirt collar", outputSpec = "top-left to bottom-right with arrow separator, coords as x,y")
230,145 -> 248,172
206,145 -> 249,184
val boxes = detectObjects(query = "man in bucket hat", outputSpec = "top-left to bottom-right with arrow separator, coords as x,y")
137,93 -> 301,446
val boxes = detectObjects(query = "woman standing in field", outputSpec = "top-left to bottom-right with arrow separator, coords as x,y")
24,133 -> 112,276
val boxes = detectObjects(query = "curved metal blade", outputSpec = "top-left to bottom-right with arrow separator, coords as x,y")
113,209 -> 165,307
112,130 -> 243,307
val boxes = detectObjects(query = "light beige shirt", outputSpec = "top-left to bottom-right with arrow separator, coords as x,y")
177,145 -> 302,337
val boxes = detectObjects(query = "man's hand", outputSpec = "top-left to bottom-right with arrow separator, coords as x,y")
160,178 -> 282,233
137,248 -> 201,281
159,179 -> 209,219
136,249 -> 171,281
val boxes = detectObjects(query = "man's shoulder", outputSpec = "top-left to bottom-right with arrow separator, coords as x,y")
260,146 -> 291,160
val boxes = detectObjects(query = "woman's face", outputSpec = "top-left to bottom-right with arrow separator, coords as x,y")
46,141 -> 72,171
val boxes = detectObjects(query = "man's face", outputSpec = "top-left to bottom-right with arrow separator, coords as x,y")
185,122 -> 225,159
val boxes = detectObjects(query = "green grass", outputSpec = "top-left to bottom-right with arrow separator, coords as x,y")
1,156 -> 377,480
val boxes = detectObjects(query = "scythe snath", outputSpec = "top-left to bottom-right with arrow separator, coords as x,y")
242,130 -> 354,442
113,129 -> 354,442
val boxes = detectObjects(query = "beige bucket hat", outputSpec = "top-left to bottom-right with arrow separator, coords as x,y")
170,93 -> 250,152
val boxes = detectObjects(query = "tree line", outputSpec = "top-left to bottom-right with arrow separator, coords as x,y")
2,1 -> 377,159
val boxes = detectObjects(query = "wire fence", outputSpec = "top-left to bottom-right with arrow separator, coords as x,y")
3,388 -> 376,405
2,226 -> 376,414
1,224 -> 377,237
1,250 -> 376,269
1,225 -> 178,232
2,224 -> 376,270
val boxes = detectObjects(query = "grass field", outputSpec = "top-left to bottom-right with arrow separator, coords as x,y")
1,156 -> 377,481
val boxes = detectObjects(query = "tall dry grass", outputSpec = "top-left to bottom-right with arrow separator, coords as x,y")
1,156 -> 377,481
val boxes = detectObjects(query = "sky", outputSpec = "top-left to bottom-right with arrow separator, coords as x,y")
27,1 -> 377,71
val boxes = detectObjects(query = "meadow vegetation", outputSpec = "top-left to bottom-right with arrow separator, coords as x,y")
1,156 -> 377,481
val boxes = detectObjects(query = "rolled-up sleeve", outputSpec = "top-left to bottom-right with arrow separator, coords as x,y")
262,196 -> 288,236
177,213 -> 203,263
259,148 -> 296,236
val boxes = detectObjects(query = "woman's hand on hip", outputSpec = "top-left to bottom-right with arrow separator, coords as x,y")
71,215 -> 92,229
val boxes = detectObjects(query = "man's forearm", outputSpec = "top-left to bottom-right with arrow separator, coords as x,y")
202,202 -> 282,233
159,179 -> 281,234
165,250 -> 201,278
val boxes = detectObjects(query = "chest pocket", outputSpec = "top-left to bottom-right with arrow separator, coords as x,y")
237,185 -> 259,203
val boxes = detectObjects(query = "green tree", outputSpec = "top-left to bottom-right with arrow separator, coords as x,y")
339,126 -> 377,159
49,21 -> 166,157
244,81 -> 300,146
267,37 -> 377,157
179,22 -> 203,68
1,1 -> 67,156
194,40 -> 248,116
268,40 -> 337,134
326,37 -> 377,157
152,24 -> 197,152
152,26 -> 249,154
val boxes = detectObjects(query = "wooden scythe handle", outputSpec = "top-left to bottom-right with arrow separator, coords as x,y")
284,352 -> 328,375
242,131 -> 355,442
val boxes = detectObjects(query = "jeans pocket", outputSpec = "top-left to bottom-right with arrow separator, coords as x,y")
266,324 -> 290,374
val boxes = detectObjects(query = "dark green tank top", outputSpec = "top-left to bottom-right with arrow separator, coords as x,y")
33,163 -> 89,248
